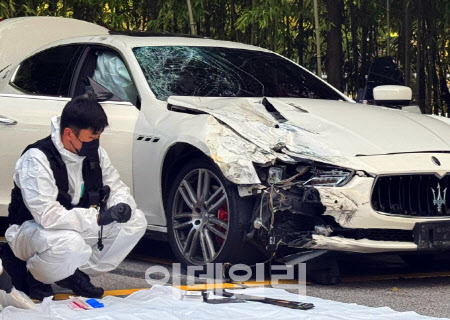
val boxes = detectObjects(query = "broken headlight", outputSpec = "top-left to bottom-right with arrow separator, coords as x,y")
257,164 -> 354,187
267,167 -> 284,184
303,169 -> 353,187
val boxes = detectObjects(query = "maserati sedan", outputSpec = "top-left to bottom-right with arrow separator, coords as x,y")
1,17 -> 449,271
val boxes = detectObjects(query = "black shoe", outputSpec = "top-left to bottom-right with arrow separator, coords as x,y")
55,269 -> 104,298
26,272 -> 54,301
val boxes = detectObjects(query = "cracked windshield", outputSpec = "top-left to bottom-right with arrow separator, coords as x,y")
133,46 -> 343,101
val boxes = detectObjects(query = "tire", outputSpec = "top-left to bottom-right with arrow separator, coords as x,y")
166,158 -> 253,266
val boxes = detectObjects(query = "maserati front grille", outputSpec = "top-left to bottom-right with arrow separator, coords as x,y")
371,174 -> 449,217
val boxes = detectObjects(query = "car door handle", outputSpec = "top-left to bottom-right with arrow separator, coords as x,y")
0,116 -> 17,125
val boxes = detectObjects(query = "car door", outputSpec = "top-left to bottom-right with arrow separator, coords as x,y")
0,44 -> 85,216
70,45 -> 140,194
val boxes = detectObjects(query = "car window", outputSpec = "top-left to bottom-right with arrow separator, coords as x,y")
133,46 -> 344,101
73,47 -> 138,105
12,45 -> 84,97
92,51 -> 137,104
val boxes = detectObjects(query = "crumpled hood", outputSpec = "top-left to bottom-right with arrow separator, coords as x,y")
168,96 -> 450,169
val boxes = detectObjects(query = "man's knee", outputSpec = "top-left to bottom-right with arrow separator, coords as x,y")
56,231 -> 90,255
39,231 -> 91,267
28,231 -> 92,283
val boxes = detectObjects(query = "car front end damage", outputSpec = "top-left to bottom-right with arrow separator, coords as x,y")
166,96 -> 450,261
243,156 -> 450,260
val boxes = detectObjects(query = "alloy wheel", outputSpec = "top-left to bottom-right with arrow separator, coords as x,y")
172,168 -> 230,265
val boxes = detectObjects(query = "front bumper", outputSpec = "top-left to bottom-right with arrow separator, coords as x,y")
316,175 -> 450,231
249,152 -> 450,255
303,176 -> 450,253
251,176 -> 450,254
304,235 -> 418,253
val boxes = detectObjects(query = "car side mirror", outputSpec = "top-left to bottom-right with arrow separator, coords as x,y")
87,77 -> 121,102
373,85 -> 422,114
373,85 -> 412,108
95,91 -> 114,101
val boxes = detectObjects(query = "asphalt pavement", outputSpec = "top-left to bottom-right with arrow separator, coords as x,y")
1,214 -> 448,319
49,238 -> 450,318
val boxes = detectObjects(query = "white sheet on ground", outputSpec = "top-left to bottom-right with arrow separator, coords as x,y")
0,288 -> 36,310
0,285 -> 445,320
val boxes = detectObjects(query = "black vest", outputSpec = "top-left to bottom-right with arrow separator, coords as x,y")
8,135 -> 103,226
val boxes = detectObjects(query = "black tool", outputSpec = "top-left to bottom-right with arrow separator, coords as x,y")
97,186 -> 111,251
201,289 -> 314,310
97,231 -> 104,250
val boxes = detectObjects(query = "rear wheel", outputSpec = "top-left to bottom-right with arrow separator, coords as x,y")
166,158 -> 253,266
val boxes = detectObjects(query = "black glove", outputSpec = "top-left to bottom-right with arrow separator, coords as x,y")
98,203 -> 132,225
0,270 -> 13,294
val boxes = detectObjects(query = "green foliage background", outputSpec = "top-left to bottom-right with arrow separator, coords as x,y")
1,0 -> 449,115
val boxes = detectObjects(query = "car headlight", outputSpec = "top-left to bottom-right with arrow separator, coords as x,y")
303,169 -> 353,187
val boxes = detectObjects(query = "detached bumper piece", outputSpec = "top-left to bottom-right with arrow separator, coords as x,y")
202,289 -> 314,310
286,228 -> 415,250
413,221 -> 450,250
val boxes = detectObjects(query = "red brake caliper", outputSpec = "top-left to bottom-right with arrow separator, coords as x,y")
216,200 -> 228,245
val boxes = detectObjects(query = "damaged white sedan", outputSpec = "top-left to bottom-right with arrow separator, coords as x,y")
1,17 -> 450,271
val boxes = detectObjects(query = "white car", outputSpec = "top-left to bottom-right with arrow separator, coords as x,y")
1,17 -> 450,271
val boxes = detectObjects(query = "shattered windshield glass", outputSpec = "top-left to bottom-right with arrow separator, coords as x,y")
133,46 -> 343,101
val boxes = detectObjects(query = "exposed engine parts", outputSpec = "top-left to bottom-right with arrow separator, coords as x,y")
245,161 -> 377,259
246,162 -> 338,258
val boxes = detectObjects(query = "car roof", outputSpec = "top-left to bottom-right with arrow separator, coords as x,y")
40,33 -> 272,53
1,16 -> 271,73
108,30 -> 205,38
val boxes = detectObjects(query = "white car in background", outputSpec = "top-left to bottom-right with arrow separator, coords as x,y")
1,17 -> 450,277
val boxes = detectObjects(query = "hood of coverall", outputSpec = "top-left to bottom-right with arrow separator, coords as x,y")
50,116 -> 86,165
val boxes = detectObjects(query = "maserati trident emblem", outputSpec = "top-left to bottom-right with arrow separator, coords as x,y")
431,183 -> 447,214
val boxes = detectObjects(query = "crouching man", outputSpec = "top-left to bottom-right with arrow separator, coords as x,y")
5,93 -> 147,300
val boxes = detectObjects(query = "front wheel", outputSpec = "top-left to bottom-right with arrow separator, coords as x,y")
166,158 -> 253,266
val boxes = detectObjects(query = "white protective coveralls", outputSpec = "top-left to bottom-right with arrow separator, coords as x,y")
5,116 -> 147,284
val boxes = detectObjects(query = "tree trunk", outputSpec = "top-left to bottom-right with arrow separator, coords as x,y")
212,2 -> 226,40
344,23 -> 351,95
369,23 -> 375,61
285,16 -> 293,58
204,0 -> 211,37
72,0 -> 98,23
48,0 -> 58,13
349,0 -> 359,96
404,0 -> 411,86
416,0 -> 426,113
273,12 -> 278,52
359,3 -> 370,90
296,0 -> 304,65
230,0 -> 238,41
428,0 -> 441,114
440,65 -> 450,116
251,0 -> 256,45
325,0 -> 344,91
